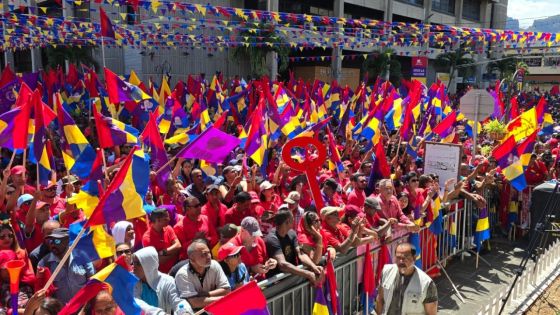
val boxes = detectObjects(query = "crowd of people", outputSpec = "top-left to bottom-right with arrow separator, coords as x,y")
0,74 -> 556,315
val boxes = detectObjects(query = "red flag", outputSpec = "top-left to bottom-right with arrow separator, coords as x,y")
99,8 -> 115,39
432,111 -> 457,138
374,140 -> 391,178
12,84 -> 33,149
213,110 -> 229,129
325,254 -> 340,315
205,281 -> 269,315
376,244 -> 392,284
0,65 -> 16,87
363,243 -> 375,295
510,96 -> 519,120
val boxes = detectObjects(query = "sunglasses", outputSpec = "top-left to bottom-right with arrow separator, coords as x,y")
116,249 -> 132,256
410,178 -> 418,182
47,238 -> 63,245
0,234 -> 14,240
44,188 -> 56,192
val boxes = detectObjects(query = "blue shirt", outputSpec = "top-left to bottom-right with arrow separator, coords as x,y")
38,253 -> 95,303
219,261 -> 249,290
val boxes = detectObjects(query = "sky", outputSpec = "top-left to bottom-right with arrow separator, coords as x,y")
508,0 -> 560,28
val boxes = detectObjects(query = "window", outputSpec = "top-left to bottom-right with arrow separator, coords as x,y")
463,0 -> 481,21
396,0 -> 424,6
432,0 -> 455,15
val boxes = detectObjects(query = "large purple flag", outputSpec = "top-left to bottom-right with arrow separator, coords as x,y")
177,127 -> 240,163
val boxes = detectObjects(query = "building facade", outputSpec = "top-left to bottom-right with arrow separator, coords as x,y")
4,0 -> 507,89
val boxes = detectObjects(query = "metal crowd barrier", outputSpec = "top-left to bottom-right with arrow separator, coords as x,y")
258,198 -> 480,315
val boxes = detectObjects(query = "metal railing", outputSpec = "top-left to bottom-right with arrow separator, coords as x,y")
258,198 -> 478,315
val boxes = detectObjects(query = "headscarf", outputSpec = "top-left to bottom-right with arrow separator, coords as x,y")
111,221 -> 133,245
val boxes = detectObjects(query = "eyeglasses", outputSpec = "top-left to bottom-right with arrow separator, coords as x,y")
47,238 -> 63,245
0,234 -> 14,240
116,249 -> 132,256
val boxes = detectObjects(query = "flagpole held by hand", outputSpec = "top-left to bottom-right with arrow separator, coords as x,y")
42,225 -> 88,291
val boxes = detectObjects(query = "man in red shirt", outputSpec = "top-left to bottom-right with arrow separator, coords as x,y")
142,208 -> 181,273
378,179 -> 418,232
40,181 -> 66,216
201,185 -> 227,229
525,154 -> 548,185
226,216 -> 277,275
175,196 -> 218,260
23,191 -> 52,252
224,192 -> 255,226
320,206 -> 357,254
347,173 -> 367,208
10,165 -> 35,194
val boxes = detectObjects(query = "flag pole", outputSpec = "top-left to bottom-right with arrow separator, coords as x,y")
21,149 -> 26,194
98,148 -> 109,180
101,36 -> 106,69
42,225 -> 88,291
6,150 -> 16,170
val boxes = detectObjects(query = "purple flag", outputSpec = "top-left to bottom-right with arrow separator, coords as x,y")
22,72 -> 39,91
0,80 -> 19,114
177,127 -> 240,163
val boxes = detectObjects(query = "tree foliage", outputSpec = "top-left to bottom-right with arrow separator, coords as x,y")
44,46 -> 99,71
362,49 -> 402,86
232,23 -> 289,78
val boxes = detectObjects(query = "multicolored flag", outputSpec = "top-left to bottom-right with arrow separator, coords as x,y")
312,286 -> 329,315
93,106 -> 138,148
104,68 -> 151,105
474,207 -> 491,252
56,99 -> 96,179
85,146 -> 149,228
90,256 -> 141,315
0,83 -> 33,149
69,220 -> 116,265
142,112 -> 170,190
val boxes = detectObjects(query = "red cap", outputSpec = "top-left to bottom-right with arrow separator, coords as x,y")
10,165 -> 25,175
344,205 -> 364,218
217,243 -> 244,261
36,201 -> 49,209
318,174 -> 330,185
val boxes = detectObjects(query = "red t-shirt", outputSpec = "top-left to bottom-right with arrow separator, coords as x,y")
142,225 -> 178,273
321,222 -> 351,248
174,214 -> 218,260
347,189 -> 366,208
24,222 -> 43,253
228,234 -> 267,267
366,212 -> 383,228
224,205 -> 257,226
48,197 -> 66,216
201,201 -> 228,229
